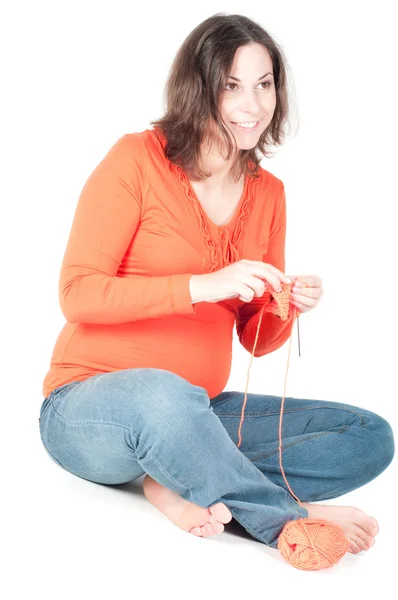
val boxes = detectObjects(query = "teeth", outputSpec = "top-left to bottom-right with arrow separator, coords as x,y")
233,122 -> 258,128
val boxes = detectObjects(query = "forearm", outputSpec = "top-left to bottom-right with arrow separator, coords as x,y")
60,272 -> 195,323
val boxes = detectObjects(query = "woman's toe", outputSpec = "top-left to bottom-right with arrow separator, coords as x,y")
348,540 -> 361,554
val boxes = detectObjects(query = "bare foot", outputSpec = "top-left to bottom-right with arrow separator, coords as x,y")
143,475 -> 232,538
301,502 -> 379,554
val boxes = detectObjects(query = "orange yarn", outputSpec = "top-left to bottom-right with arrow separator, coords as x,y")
237,280 -> 349,570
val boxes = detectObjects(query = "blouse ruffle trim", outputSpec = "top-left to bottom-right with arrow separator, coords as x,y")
171,162 -> 260,273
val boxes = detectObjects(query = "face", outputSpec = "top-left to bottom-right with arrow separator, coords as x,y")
211,43 -> 277,153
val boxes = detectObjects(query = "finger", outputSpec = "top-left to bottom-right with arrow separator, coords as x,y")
292,284 -> 321,297
261,277 -> 286,293
291,290 -> 317,302
259,262 -> 292,285
306,276 -> 322,288
291,288 -> 313,298
287,275 -> 307,289
290,294 -> 317,309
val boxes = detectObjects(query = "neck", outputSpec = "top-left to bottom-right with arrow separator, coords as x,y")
197,144 -> 242,189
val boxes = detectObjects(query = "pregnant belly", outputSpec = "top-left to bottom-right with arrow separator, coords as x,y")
69,303 -> 236,399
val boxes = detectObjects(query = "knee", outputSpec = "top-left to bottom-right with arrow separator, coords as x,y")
378,416 -> 395,470
120,369 -> 210,455
366,412 -> 395,477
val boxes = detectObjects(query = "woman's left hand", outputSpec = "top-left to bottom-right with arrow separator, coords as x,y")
286,274 -> 324,314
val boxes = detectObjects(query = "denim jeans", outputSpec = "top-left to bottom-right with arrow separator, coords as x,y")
38,368 -> 395,549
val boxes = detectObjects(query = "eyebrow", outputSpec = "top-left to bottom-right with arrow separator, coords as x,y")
228,72 -> 273,82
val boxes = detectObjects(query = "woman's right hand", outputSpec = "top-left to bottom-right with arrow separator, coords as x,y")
189,259 -> 293,304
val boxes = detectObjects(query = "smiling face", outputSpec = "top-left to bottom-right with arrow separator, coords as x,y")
210,43 -> 277,154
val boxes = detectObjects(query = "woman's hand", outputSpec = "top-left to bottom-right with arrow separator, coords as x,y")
190,260 -> 292,304
287,275 -> 324,314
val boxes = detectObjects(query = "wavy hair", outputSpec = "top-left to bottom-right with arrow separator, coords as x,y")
150,13 -> 296,183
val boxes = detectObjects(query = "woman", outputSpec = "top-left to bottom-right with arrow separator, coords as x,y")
39,13 -> 394,555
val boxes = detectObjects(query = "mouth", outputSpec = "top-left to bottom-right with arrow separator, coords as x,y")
230,121 -> 260,132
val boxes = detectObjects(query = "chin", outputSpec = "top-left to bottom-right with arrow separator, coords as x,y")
231,126 -> 266,145
235,137 -> 262,150
236,144 -> 256,152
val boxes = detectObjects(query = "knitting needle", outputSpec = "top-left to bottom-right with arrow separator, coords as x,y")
297,315 -> 301,357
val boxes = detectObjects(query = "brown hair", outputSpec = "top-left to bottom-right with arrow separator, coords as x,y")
150,13 -> 295,183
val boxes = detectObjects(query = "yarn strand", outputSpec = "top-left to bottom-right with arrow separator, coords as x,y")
236,281 -> 349,570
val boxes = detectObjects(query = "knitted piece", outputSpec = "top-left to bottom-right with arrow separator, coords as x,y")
264,280 -> 299,320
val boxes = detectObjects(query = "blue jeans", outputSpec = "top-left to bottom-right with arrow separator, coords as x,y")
38,368 -> 395,549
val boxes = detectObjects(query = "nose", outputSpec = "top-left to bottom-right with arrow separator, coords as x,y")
240,89 -> 260,115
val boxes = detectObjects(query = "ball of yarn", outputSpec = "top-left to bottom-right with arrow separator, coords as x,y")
277,518 -> 349,570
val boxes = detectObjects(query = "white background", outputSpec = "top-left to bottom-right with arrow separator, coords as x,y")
1,0 -> 397,597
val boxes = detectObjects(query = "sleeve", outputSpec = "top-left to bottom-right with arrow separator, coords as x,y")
58,134 -> 195,324
235,182 -> 295,356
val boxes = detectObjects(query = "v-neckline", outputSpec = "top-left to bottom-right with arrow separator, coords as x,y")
152,126 -> 249,232
152,126 -> 260,270
183,172 -> 249,232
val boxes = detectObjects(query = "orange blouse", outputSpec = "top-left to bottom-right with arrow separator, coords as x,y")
42,127 -> 295,400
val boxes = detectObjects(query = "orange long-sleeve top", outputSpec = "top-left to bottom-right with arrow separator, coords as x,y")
42,127 -> 296,400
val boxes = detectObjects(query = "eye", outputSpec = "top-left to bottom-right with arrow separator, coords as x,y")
225,81 -> 272,91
